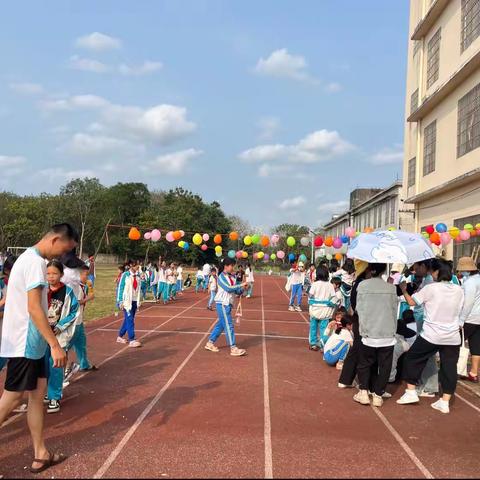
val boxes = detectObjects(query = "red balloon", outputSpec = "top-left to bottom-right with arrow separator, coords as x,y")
314,236 -> 323,248
425,225 -> 435,235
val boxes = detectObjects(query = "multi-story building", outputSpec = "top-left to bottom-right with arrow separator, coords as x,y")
403,0 -> 480,263
322,181 -> 415,238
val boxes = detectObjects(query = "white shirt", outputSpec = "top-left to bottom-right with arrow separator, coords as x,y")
362,337 -> 397,347
176,267 -> 183,281
246,267 -> 254,283
413,282 -> 464,345
309,281 -> 339,320
166,268 -> 176,284
202,264 -> 211,276
158,268 -> 166,283
289,269 -> 305,286
324,329 -> 354,353
0,248 -> 48,359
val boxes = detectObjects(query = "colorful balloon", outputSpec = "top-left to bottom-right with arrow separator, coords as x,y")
440,232 -> 451,246
324,237 -> 333,247
179,230 -> 185,238
425,225 -> 435,235
333,237 -> 342,249
270,253 -> 276,260
435,223 -> 447,233
429,232 -> 440,245
173,230 -> 182,241
300,237 -> 309,247
261,236 -> 270,247
271,234 -> 280,245
244,235 -> 252,246
193,233 -> 202,246
449,226 -> 460,239
214,234 -> 222,244
178,241 -> 185,248
460,229 -> 471,241
287,236 -> 296,247
201,244 -> 208,251
202,233 -> 210,242
144,231 -> 152,240
334,253 -> 343,261
183,242 -> 190,250
215,245 -> 222,254
299,254 -> 307,263
236,251 -> 242,259
166,231 -> 175,242
345,227 -> 356,238
242,251 -> 248,259
128,227 -> 141,241
314,236 -> 323,248
465,223 -> 474,232
229,231 -> 239,241
216,251 -> 222,257
364,227 -> 374,234
341,235 -> 349,244
421,232 -> 430,240
151,229 -> 161,242
252,234 -> 260,244
228,249 -> 236,258
326,254 -> 333,260
277,250 -> 285,259
288,253 -> 295,263
258,251 -> 265,259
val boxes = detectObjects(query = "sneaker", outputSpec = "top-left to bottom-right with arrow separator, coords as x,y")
129,340 -> 142,348
465,372 -> 479,383
431,399 -> 449,414
246,295 -> 251,299
294,306 -> 302,312
47,400 -> 60,414
230,346 -> 247,357
62,380 -> 70,389
288,306 -> 295,312
338,382 -> 354,389
353,390 -> 370,405
13,403 -> 28,413
64,363 -> 80,384
372,393 -> 384,407
419,391 -> 436,398
396,390 -> 420,405
117,336 -> 128,344
309,345 -> 320,351
368,391 -> 392,399
336,361 -> 344,371
204,341 -> 220,353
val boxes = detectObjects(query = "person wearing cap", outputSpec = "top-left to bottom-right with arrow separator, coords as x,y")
288,262 -> 306,312
458,256 -> 480,383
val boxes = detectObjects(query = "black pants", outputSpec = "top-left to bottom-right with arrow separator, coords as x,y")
403,336 -> 460,395
339,320 -> 361,386
357,343 -> 394,396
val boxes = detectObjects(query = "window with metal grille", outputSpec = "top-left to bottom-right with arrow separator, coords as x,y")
408,157 -> 416,187
390,198 -> 396,225
426,28 -> 441,89
457,82 -> 480,158
423,120 -> 436,176
411,89 -> 419,113
413,40 -> 421,57
461,0 -> 480,52
384,200 -> 390,225
454,214 -> 480,267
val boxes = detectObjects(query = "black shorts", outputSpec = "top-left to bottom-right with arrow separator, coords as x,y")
5,357 -> 47,392
464,323 -> 480,356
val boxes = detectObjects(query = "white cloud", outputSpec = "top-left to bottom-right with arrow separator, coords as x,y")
257,163 -> 293,178
70,94 -> 109,108
254,48 -> 316,83
75,32 -> 122,51
58,132 -> 144,157
146,148 -> 203,175
279,196 -> 307,210
370,145 -> 404,165
256,116 -> 280,141
118,61 -> 163,76
324,82 -> 342,93
40,168 -> 97,182
9,82 -> 44,95
0,155 -> 27,176
69,55 -> 110,73
239,129 -> 354,165
318,200 -> 350,222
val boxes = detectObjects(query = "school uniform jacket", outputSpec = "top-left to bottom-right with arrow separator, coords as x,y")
117,271 -> 142,313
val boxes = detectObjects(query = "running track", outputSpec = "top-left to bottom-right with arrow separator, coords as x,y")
1,275 -> 480,478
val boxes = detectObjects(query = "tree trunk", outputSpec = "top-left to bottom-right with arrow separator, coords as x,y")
79,221 -> 86,258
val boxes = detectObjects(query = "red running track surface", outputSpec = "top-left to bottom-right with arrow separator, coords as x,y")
1,275 -> 480,478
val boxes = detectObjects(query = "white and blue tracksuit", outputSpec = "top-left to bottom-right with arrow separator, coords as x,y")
289,270 -> 305,306
209,272 -> 243,347
323,330 -> 353,366
117,271 -> 142,341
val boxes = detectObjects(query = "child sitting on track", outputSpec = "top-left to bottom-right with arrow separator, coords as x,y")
323,315 -> 354,370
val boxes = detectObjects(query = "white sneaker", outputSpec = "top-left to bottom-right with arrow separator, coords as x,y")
372,394 -> 384,407
353,389 -> 370,405
288,306 -> 295,312
246,295 -> 251,299
129,340 -> 142,348
338,382 -> 354,389
396,390 -> 419,405
368,391 -> 392,399
419,391 -> 436,398
431,399 -> 449,414
117,337 -> 128,344
230,346 -> 247,357
205,341 -> 220,353
64,363 -> 80,384
294,306 -> 302,312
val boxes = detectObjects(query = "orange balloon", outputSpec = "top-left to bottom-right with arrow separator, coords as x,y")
429,232 -> 440,244
214,234 -> 222,244
229,231 -> 239,241
471,230 -> 477,238
261,235 -> 270,247
334,253 -> 343,261
364,227 -> 374,233
173,230 -> 182,241
128,227 -> 141,241
324,236 -> 334,247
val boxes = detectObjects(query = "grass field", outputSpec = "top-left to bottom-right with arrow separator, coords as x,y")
85,266 -> 119,322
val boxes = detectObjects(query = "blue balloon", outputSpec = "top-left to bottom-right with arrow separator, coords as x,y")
299,254 -> 307,263
436,223 -> 447,233
341,235 -> 349,244
183,242 -> 189,250
288,253 -> 296,263
228,249 -> 236,259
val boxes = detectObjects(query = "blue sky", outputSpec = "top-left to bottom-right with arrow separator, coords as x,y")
0,0 -> 409,229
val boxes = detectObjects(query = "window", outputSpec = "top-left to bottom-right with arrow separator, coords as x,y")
390,198 -> 396,225
426,29 -> 441,89
457,82 -> 480,158
423,120 -> 436,176
384,200 -> 390,225
408,157 -> 416,187
411,89 -> 419,113
454,214 -> 480,266
461,0 -> 480,52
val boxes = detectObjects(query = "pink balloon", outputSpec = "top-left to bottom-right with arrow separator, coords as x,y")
460,229 -> 471,241
151,229 -> 161,242
333,237 -> 343,249
277,250 -> 285,259
440,232 -> 451,246
345,227 -> 356,238
253,253 -> 258,260
166,231 -> 175,242
144,232 -> 152,240
236,251 -> 243,259
203,233 -> 210,242
455,236 -> 462,244
271,234 -> 280,245
201,244 -> 208,251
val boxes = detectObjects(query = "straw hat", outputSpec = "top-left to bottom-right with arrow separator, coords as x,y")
457,256 -> 477,272
354,259 -> 368,277
391,263 -> 405,273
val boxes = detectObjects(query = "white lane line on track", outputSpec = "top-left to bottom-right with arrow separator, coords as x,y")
456,392 -> 480,413
144,304 -> 298,314
136,314 -> 306,325
261,279 -> 274,479
273,279 -> 309,325
371,407 -> 434,479
74,298 -> 206,384
92,319 -> 216,479
95,328 -> 306,341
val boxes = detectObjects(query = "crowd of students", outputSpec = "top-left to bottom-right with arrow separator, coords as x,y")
303,255 -> 480,413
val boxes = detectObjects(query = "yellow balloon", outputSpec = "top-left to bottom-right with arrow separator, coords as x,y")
242,251 -> 248,258
192,233 -> 202,246
244,235 -> 252,246
449,226 -> 460,239
257,251 -> 264,259
215,245 -> 222,254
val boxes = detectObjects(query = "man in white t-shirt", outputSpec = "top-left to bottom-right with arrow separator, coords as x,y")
202,263 -> 211,292
0,223 -> 78,475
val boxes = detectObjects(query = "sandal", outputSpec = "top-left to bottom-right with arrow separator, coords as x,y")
29,452 -> 67,474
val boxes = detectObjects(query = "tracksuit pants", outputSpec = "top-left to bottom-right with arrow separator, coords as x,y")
195,278 -> 204,293
46,347 -> 65,400
289,283 -> 303,306
69,323 -> 91,370
309,317 -> 330,347
324,341 -> 350,366
152,284 -> 158,299
157,282 -> 166,301
247,282 -> 254,297
119,301 -> 137,341
403,336 -> 459,395
176,280 -> 183,293
357,343 -> 394,396
209,303 -> 236,347
208,290 -> 216,308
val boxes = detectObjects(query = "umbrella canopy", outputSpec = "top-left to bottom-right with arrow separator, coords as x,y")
347,230 -> 435,264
